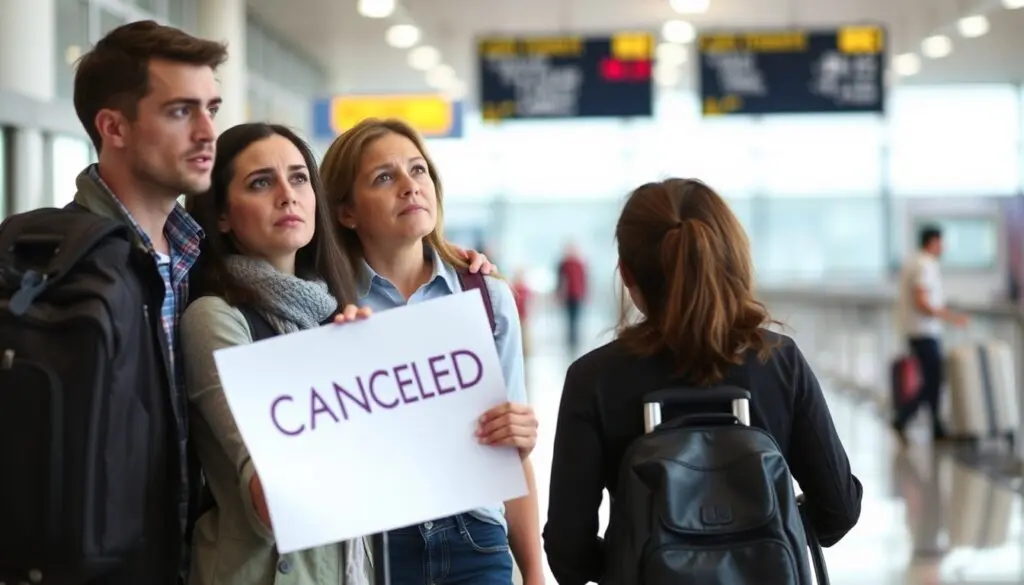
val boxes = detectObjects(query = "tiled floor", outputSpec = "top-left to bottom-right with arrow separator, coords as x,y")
521,311 -> 1024,584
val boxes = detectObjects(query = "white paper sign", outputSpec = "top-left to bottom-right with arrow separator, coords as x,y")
212,290 -> 529,554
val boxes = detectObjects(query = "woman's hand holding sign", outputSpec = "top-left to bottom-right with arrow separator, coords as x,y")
333,304 -> 373,324
477,402 -> 539,458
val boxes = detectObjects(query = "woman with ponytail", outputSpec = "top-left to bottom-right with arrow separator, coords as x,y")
542,178 -> 863,585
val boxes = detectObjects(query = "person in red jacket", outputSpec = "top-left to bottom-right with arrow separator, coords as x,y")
556,243 -> 588,354
511,267 -> 532,357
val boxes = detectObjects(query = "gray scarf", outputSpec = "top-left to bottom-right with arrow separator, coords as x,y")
221,255 -> 372,585
222,255 -> 337,334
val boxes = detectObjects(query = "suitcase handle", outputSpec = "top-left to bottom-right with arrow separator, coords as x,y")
644,393 -> 751,431
660,413 -> 743,429
645,386 -> 751,406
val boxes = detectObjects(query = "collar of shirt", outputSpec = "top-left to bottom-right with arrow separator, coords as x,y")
356,244 -> 459,300
84,164 -> 204,275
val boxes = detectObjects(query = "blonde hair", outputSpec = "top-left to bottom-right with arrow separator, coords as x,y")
319,117 -> 470,272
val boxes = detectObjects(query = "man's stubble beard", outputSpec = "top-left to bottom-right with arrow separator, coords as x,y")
132,156 -> 211,200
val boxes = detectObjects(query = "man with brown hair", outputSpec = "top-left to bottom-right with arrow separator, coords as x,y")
69,19 -> 226,585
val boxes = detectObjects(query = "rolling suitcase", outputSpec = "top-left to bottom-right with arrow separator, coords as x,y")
643,391 -> 830,585
946,340 -> 1018,447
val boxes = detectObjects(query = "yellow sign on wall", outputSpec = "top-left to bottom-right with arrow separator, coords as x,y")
322,94 -> 460,138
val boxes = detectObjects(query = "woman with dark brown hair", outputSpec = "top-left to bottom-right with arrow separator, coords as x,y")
179,123 -> 374,585
542,178 -> 863,585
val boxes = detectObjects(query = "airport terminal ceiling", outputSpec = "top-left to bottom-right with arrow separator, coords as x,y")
247,0 -> 1024,101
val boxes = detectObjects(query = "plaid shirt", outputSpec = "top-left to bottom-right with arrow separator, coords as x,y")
86,166 -> 203,565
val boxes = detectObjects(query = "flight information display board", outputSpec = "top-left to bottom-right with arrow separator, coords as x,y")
477,32 -> 654,121
698,25 -> 886,116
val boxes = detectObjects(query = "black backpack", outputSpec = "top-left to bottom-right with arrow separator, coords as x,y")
602,386 -> 830,585
0,207 -> 158,583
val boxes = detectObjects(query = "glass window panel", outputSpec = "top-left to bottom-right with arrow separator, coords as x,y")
751,197 -> 885,285
133,0 -> 160,16
889,85 -> 1019,144
246,18 -> 264,72
675,119 -> 758,196
55,0 -> 89,100
483,121 -> 629,200
888,141 -> 1019,196
265,37 -> 285,82
246,85 -> 261,122
425,139 -> 498,202
646,93 -> 755,194
0,131 -> 6,219
99,8 -> 127,37
725,197 -> 755,239
167,0 -> 190,29
755,115 -> 884,197
51,135 -> 92,208
888,85 -> 1020,196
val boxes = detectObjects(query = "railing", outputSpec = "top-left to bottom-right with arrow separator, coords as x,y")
758,286 -> 1024,465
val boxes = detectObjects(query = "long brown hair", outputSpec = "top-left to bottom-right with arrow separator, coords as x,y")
615,178 -> 779,384
318,118 -> 471,273
185,123 -> 357,308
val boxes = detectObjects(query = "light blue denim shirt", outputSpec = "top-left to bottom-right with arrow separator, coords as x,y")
355,246 -> 528,532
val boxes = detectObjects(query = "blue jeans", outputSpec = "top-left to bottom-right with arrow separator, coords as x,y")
387,514 -> 514,584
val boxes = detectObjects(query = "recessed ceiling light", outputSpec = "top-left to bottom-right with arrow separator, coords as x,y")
357,0 -> 395,18
921,34 -> 952,58
893,53 -> 921,76
957,15 -> 990,38
408,45 -> 441,70
426,64 -> 456,89
444,79 -> 468,100
386,24 -> 420,48
1002,0 -> 1024,9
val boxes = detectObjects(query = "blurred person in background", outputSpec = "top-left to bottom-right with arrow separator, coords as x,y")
512,267 -> 533,358
556,242 -> 588,355
893,225 -> 968,445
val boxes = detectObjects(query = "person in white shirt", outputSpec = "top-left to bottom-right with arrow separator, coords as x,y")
894,225 -> 967,443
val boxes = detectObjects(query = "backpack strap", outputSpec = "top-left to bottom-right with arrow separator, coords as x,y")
457,271 -> 496,334
237,305 -> 279,342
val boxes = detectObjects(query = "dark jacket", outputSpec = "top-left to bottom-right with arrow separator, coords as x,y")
73,173 -> 199,585
542,330 -> 863,585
